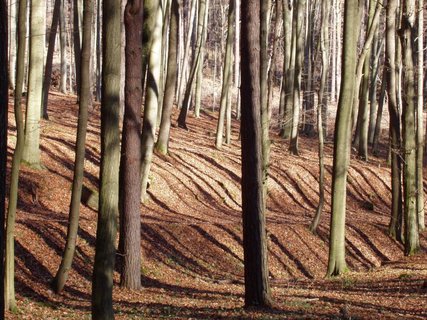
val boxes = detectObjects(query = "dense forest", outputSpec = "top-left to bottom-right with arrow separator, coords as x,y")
0,0 -> 427,319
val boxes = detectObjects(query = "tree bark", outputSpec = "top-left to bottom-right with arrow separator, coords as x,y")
400,0 -> 420,255
4,0 -> 26,311
416,0 -> 424,230
118,0 -> 143,289
140,0 -> 163,201
215,0 -> 235,149
0,0 -> 8,316
289,0 -> 305,155
386,0 -> 404,242
241,0 -> 273,307
327,0 -> 362,277
22,0 -> 46,168
156,0 -> 179,155
91,0 -> 121,317
42,0 -> 61,120
52,0 -> 93,294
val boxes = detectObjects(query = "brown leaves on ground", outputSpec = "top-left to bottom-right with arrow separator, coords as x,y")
5,91 -> 427,319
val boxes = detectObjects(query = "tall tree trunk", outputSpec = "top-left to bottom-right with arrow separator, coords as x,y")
416,0 -> 424,231
302,0 -> 315,137
177,0 -> 207,129
279,0 -> 293,138
176,0 -> 196,107
260,0 -> 271,203
372,72 -> 387,155
52,0 -> 93,294
240,0 -> 273,308
59,0 -> 68,93
289,0 -> 305,155
119,0 -> 143,289
327,0 -> 362,277
400,0 -> 420,255
368,32 -> 381,144
4,0 -> 26,311
42,0 -> 61,120
73,0 -> 82,95
140,0 -> 163,201
310,0 -> 330,234
22,0 -> 46,168
156,0 -> 179,155
0,0 -> 8,316
356,0 -> 377,161
8,0 -> 16,89
215,0 -> 235,149
91,0 -> 121,317
194,0 -> 209,118
386,0 -> 404,242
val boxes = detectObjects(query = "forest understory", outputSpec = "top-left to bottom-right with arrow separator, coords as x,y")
4,90 -> 427,319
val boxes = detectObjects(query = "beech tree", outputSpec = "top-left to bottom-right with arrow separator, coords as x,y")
0,0 -> 8,316
215,0 -> 235,149
327,0 -> 363,277
240,0 -> 272,307
4,0 -> 27,310
140,0 -> 163,201
119,0 -> 143,289
156,0 -> 179,155
52,0 -> 93,293
22,0 -> 46,167
400,0 -> 420,255
92,0 -> 121,317
386,0 -> 403,242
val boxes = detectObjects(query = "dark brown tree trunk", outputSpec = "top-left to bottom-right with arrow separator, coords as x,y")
0,0 -> 8,316
119,0 -> 143,290
240,0 -> 273,308
42,0 -> 61,120
52,0 -> 93,294
156,0 -> 179,155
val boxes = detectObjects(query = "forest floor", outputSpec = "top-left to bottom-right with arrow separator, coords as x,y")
4,90 -> 427,319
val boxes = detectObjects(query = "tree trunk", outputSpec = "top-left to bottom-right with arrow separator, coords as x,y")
42,0 -> 61,120
416,0 -> 424,231
289,0 -> 305,155
4,0 -> 26,311
372,72 -> 387,155
176,0 -> 196,107
279,0 -> 293,138
215,0 -> 235,149
22,0 -> 45,168
156,0 -> 179,155
386,0 -> 404,243
52,0 -> 93,294
73,0 -> 82,95
194,0 -> 209,118
177,0 -> 207,129
400,0 -> 420,255
8,0 -> 16,89
310,0 -> 330,234
327,0 -> 362,277
140,0 -> 163,201
0,0 -> 8,316
260,0 -> 271,203
118,0 -> 143,289
240,0 -> 273,308
91,0 -> 121,317
59,0 -> 68,93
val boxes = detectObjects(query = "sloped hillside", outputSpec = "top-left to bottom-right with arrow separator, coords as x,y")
5,92 -> 427,319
